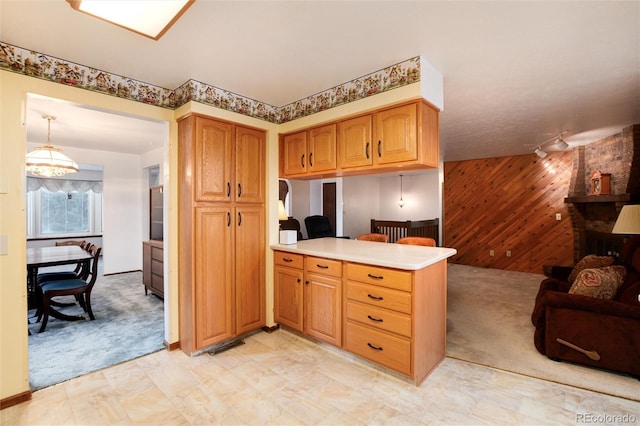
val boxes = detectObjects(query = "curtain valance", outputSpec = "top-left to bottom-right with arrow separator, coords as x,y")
27,177 -> 103,194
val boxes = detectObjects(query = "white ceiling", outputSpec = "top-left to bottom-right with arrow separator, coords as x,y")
3,1 -> 639,161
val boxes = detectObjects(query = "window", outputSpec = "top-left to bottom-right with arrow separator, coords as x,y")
27,188 -> 102,238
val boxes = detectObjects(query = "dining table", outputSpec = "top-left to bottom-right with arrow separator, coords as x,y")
26,245 -> 93,317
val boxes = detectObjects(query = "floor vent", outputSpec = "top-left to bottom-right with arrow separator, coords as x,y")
207,339 -> 245,356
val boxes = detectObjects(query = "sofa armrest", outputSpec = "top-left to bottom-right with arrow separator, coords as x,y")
546,291 -> 640,320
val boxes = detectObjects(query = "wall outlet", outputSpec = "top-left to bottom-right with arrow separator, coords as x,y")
555,213 -> 562,221
489,250 -> 494,257
506,250 -> 512,257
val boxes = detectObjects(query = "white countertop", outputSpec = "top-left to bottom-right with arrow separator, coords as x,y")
271,238 -> 457,270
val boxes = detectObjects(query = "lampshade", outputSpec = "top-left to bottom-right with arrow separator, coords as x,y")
278,200 -> 288,220
26,116 -> 79,177
612,205 -> 640,234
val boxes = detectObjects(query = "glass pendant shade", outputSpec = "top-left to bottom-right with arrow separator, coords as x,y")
26,116 -> 79,177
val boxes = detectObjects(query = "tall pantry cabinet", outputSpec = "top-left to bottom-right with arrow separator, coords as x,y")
178,113 -> 266,354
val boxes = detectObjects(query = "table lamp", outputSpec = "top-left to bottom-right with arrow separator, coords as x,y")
278,200 -> 297,244
612,205 -> 640,235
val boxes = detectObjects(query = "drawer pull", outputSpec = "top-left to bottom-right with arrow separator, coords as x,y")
367,273 -> 384,280
282,258 -> 294,263
367,294 -> 384,301
367,342 -> 383,351
316,264 -> 329,269
367,315 -> 383,323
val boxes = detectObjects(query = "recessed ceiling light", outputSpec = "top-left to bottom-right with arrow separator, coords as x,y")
67,0 -> 194,40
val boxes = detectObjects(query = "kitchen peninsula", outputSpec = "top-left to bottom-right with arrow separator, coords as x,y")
272,237 -> 456,385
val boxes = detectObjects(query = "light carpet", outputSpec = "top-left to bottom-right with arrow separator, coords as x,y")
27,269 -> 164,391
446,263 -> 638,401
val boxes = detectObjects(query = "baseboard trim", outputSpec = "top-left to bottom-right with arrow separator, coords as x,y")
262,324 -> 280,333
164,340 -> 180,351
0,390 -> 32,410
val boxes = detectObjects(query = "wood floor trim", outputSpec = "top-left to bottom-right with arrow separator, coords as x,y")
0,390 -> 32,410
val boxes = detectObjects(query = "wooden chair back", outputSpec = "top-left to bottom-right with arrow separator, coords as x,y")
397,236 -> 436,247
356,233 -> 389,243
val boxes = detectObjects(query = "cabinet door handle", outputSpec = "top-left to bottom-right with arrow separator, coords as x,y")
367,294 -> 384,301
367,273 -> 384,280
309,152 -> 313,167
367,343 -> 383,351
367,315 -> 383,323
366,142 -> 370,159
316,264 -> 329,269
296,278 -> 301,283
301,154 -> 305,168
238,212 -> 242,226
227,212 -> 231,227
237,183 -> 242,198
283,258 -> 293,263
305,280 -> 310,285
227,182 -> 231,197
377,140 -> 382,157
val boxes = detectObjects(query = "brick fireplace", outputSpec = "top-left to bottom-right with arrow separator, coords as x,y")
565,124 -> 640,262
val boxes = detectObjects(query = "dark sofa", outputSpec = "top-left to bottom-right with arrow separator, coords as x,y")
531,236 -> 640,378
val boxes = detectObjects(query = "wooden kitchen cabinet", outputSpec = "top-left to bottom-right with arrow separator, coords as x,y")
178,113 -> 266,354
338,100 -> 439,173
273,251 -> 342,347
304,256 -> 342,346
281,99 -> 439,178
281,124 -> 337,177
274,252 -> 304,331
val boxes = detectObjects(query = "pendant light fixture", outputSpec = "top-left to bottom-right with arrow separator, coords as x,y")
26,115 -> 79,177
398,174 -> 405,208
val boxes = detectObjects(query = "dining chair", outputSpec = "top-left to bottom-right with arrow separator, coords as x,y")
37,240 -> 90,284
36,244 -> 102,333
356,233 -> 389,243
396,236 -> 436,246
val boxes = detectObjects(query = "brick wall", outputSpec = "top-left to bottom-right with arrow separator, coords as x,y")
566,124 -> 640,262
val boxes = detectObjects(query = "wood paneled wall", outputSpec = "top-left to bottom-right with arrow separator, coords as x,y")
444,152 -> 574,273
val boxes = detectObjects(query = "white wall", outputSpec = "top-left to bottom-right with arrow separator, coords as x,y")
342,175 -> 381,239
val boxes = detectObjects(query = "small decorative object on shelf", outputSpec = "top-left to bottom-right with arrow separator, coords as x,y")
590,170 -> 611,195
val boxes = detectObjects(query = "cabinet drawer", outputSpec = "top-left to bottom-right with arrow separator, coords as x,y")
151,259 -> 164,277
346,281 -> 411,314
274,251 -> 304,269
306,256 -> 342,278
151,247 -> 163,261
346,301 -> 411,337
345,321 -> 411,375
346,263 -> 412,291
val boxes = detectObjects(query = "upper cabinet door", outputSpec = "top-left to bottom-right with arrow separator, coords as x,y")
308,124 -> 337,173
338,115 -> 373,169
283,131 -> 308,176
235,125 -> 265,204
374,103 -> 418,165
195,117 -> 233,202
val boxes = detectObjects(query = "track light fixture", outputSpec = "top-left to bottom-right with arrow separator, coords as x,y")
532,130 -> 570,158
555,137 -> 569,150
534,146 -> 547,158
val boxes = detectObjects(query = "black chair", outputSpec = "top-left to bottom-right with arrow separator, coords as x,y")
36,244 -> 102,333
304,215 -> 349,239
279,217 -> 304,241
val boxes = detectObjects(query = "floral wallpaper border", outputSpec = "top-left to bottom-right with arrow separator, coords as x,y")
0,41 -> 420,124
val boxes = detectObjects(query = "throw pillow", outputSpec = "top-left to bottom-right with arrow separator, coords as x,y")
569,266 -> 627,299
567,255 -> 615,283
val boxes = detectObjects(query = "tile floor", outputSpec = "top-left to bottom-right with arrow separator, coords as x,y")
2,330 -> 638,425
